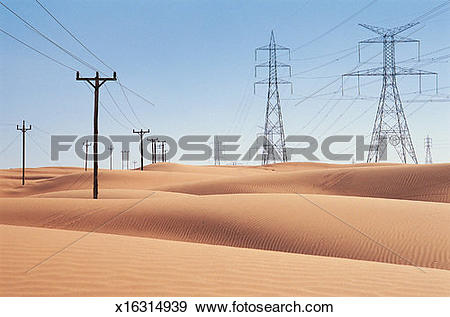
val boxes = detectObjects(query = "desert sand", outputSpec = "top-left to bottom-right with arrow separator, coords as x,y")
0,162 -> 449,296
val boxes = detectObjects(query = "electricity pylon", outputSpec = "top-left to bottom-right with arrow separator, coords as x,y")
424,135 -> 432,164
342,23 -> 438,164
254,30 -> 292,165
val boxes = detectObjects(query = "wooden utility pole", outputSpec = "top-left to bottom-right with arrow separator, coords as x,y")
108,145 -> 113,170
83,140 -> 91,171
160,140 -> 167,162
120,150 -> 129,170
147,137 -> 158,164
133,129 -> 150,170
16,120 -> 31,185
76,71 -> 117,199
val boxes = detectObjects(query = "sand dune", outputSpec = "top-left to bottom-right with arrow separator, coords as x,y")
1,162 -> 449,296
1,192 -> 449,270
154,164 -> 450,203
1,163 -> 447,203
2,225 -> 449,297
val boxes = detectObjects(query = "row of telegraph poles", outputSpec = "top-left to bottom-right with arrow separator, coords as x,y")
81,137 -> 168,172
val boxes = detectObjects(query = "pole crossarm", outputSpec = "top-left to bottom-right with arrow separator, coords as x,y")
76,71 -> 117,86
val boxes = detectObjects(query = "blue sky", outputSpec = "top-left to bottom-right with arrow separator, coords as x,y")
1,0 -> 449,168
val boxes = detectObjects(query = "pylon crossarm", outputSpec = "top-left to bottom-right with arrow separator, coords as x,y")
358,23 -> 388,36
359,22 -> 418,37
255,62 -> 291,76
387,22 -> 419,36
395,66 -> 437,76
359,36 -> 385,44
343,67 -> 384,77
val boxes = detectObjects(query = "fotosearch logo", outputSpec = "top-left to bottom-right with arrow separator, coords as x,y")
50,134 -> 388,162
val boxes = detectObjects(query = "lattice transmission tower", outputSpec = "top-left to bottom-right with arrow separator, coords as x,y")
343,23 -> 438,164
424,135 -> 432,164
254,31 -> 292,165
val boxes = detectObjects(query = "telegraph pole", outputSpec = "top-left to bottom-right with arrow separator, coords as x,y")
16,120 -> 31,185
133,160 -> 137,170
108,145 -> 113,170
133,129 -> 150,170
76,71 -> 117,199
83,140 -> 91,171
160,140 -> 167,162
424,135 -> 432,164
214,136 -> 221,166
121,150 -> 129,170
147,137 -> 158,164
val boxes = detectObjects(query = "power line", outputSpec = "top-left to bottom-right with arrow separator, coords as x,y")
0,134 -> 20,156
0,27 -> 77,71
34,0 -> 155,111
411,0 -> 450,23
83,82 -> 130,131
290,0 -> 379,53
118,81 -> 144,126
104,84 -> 135,128
118,84 -> 155,107
34,0 -> 114,73
0,1 -> 98,72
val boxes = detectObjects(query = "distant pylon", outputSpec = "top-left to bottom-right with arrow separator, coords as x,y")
254,30 -> 292,165
343,23 -> 438,164
424,135 -> 432,164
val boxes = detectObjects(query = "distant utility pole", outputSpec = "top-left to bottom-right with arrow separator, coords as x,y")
147,137 -> 159,164
133,160 -> 137,170
133,129 -> 150,170
76,71 -> 117,199
424,135 -> 432,164
121,150 -> 129,170
108,145 -> 113,170
160,140 -> 167,163
83,140 -> 91,171
214,136 -> 221,166
254,30 -> 293,165
342,23 -> 438,164
16,120 -> 31,185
